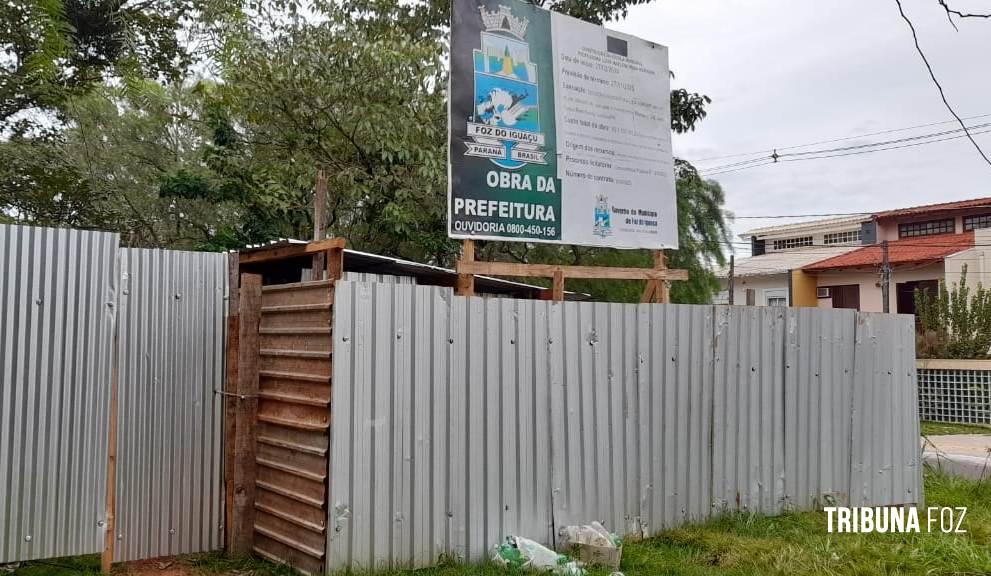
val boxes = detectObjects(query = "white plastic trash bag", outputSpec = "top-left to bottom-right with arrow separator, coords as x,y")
491,535 -> 587,575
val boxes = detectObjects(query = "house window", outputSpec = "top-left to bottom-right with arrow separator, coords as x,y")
771,236 -> 813,250
823,230 -> 862,245
963,214 -> 991,231
827,285 -> 860,311
764,288 -> 788,307
898,218 -> 954,238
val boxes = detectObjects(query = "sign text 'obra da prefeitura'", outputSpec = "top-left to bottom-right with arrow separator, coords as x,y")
448,0 -> 677,249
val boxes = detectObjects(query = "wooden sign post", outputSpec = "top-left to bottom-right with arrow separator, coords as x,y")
640,250 -> 671,304
455,240 -> 687,301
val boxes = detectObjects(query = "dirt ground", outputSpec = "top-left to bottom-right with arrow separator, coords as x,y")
116,558 -> 197,576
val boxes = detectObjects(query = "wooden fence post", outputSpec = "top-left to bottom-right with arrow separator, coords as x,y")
230,273 -> 262,556
223,253 -> 240,553
456,239 -> 475,296
551,270 -> 565,301
101,314 -> 121,572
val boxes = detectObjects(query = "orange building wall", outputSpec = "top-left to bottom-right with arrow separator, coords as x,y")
790,269 -> 819,307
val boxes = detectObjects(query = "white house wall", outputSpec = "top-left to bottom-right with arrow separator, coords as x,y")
815,263 -> 943,312
944,229 -> 991,290
720,273 -> 790,306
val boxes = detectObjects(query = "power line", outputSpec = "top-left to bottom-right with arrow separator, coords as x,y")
894,0 -> 991,168
703,160 -> 777,176
730,211 -> 871,219
693,111 -> 991,164
780,125 -> 991,162
779,122 -> 991,158
699,121 -> 991,175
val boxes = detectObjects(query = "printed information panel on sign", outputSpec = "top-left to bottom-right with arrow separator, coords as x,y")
448,0 -> 677,249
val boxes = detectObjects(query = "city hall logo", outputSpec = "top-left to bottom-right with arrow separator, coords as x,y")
465,4 -> 547,169
593,194 -> 612,237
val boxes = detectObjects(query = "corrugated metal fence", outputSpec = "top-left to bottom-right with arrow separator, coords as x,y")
0,224 -> 227,565
114,248 -> 227,562
327,281 -> 921,571
0,225 -> 118,564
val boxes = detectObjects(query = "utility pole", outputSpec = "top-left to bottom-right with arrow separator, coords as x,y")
881,240 -> 891,313
728,254 -> 735,305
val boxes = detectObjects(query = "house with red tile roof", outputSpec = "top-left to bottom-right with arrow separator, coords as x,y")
717,196 -> 991,313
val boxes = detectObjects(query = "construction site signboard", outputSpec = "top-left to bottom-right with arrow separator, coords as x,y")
448,0 -> 678,249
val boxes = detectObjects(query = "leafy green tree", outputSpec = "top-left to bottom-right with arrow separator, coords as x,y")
1,82 -> 243,249
915,265 -> 991,359
215,1 -> 452,260
1,0 -> 193,130
0,131 -> 107,227
2,0 -> 731,304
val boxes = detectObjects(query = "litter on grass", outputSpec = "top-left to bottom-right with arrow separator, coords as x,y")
491,536 -> 586,575
558,522 -> 623,569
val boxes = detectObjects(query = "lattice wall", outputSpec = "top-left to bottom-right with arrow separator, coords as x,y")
918,368 -> 991,425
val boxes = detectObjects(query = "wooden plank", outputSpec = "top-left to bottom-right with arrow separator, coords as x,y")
224,253 -> 239,553
457,259 -> 689,281
551,270 -> 565,301
456,239 -> 475,296
311,170 -> 328,279
639,280 -> 657,304
231,273 -> 263,556
326,245 -> 344,283
101,315 -> 121,572
262,279 -> 333,292
238,238 -> 346,265
640,250 -> 669,303
655,251 -> 670,304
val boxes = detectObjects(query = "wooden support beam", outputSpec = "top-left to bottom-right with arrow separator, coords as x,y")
101,317 -> 121,573
639,280 -> 657,303
311,170 -> 328,278
455,239 -> 476,296
326,245 -> 344,281
551,270 -> 565,301
223,253 -> 240,554
655,251 -> 670,304
238,237 -> 346,265
457,259 -> 688,281
312,169 -> 328,241
230,273 -> 262,556
640,250 -> 671,303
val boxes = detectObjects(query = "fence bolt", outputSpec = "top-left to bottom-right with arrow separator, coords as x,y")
24,535 -> 31,542
169,528 -> 176,535
97,520 -> 105,527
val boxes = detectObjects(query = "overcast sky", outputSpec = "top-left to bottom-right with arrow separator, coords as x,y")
612,0 -> 991,255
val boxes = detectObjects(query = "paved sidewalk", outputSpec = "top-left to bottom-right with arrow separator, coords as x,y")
922,434 -> 991,480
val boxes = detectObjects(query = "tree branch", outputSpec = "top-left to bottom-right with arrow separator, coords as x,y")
894,0 -> 991,168
938,0 -> 991,21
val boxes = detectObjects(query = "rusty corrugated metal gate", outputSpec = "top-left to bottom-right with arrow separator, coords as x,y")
250,280 -> 334,574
